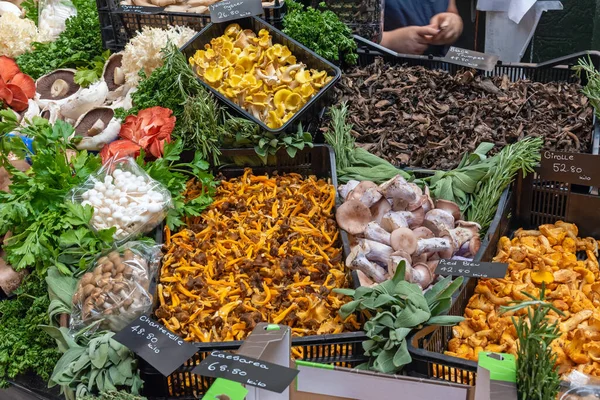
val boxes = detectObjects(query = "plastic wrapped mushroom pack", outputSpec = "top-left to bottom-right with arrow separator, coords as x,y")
336,175 -> 482,289
118,0 -> 281,14
68,157 -> 173,242
70,242 -> 161,333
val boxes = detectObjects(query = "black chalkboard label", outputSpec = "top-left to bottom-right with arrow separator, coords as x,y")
193,350 -> 299,393
435,259 -> 508,279
539,150 -> 600,187
118,4 -> 165,14
113,315 -> 198,376
209,0 -> 262,23
443,46 -> 499,72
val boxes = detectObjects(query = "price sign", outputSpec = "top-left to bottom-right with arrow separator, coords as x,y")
113,315 -> 198,376
443,47 -> 499,71
538,150 -> 600,187
435,259 -> 508,279
209,0 -> 262,23
193,350 -> 299,393
117,4 -> 164,14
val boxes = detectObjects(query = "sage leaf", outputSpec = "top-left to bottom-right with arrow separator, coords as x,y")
392,340 -> 411,368
339,300 -> 362,319
373,348 -> 396,374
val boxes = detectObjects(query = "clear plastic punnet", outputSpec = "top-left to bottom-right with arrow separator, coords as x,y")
68,156 -> 172,243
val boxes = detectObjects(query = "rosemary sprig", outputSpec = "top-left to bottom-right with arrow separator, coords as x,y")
573,56 -> 600,118
500,284 -> 564,400
467,136 -> 543,233
324,102 -> 355,170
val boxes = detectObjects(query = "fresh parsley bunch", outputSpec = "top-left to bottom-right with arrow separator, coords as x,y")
283,0 -> 358,65
16,0 -> 104,79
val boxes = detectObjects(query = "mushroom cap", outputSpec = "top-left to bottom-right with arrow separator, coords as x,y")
390,227 -> 418,253
469,236 -> 481,256
336,200 -> 372,236
370,198 -> 392,225
412,262 -> 433,289
413,226 -> 434,240
409,207 -> 425,228
348,181 -> 378,201
391,249 -> 412,264
435,199 -> 461,222
421,189 -> 435,214
74,107 -> 114,137
426,259 -> 440,274
423,208 -> 455,236
36,69 -> 79,100
456,220 -> 482,234
103,54 -> 124,91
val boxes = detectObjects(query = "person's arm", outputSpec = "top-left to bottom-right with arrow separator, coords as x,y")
380,25 -> 440,54
428,0 -> 463,45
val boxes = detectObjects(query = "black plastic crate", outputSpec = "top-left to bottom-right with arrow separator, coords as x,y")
355,36 -> 600,85
180,16 -> 341,134
299,0 -> 383,43
141,144 -> 367,399
96,0 -> 286,51
406,170 -> 600,385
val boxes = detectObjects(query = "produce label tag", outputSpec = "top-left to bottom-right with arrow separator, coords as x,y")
192,350 -> 299,393
443,47 -> 499,71
436,259 -> 508,279
209,0 -> 262,23
117,5 -> 165,14
539,150 -> 600,187
113,315 -> 198,376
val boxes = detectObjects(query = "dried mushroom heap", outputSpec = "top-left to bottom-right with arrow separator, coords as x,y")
335,59 -> 594,169
189,23 -> 332,129
446,221 -> 600,377
156,169 -> 358,343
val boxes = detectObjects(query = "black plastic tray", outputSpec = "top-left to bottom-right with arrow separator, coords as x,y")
96,0 -> 286,51
180,16 -> 341,134
407,170 -> 600,385
140,145 -> 367,399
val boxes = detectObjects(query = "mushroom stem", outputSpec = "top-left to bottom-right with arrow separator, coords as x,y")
113,67 -> 125,86
88,119 -> 106,136
358,239 -> 394,265
364,222 -> 391,246
388,255 -> 411,280
414,237 -> 453,256
380,211 -> 409,232
338,180 -> 360,200
370,198 -> 392,225
346,247 -> 387,283
51,79 -> 69,98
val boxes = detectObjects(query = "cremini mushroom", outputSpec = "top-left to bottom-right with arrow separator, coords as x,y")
335,200 -> 372,236
103,53 -> 129,101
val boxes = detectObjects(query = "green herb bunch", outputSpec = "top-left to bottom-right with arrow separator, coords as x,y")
325,103 -> 411,183
573,56 -> 600,119
501,285 -> 563,400
16,0 -> 104,79
283,0 -> 358,65
21,0 -> 39,24
45,325 -> 143,400
335,262 -> 464,374
467,136 -> 542,232
74,50 -> 112,87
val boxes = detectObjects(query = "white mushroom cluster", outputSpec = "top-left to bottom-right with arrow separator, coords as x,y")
336,175 -> 481,289
80,167 -> 171,240
16,54 -> 135,150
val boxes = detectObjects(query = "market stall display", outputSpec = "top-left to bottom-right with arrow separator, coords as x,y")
3,2 -> 600,398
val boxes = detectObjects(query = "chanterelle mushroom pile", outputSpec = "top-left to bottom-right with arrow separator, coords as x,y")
189,23 -> 332,129
336,175 -> 481,289
446,221 -> 600,377
155,169 -> 359,344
